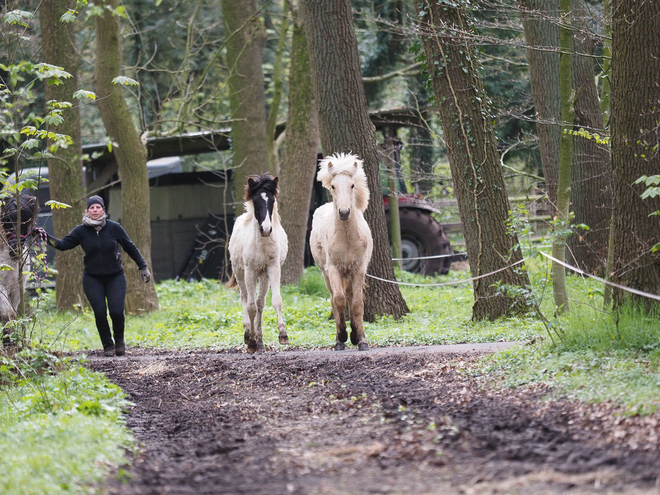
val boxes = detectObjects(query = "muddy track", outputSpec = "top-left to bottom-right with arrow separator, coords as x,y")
88,346 -> 660,494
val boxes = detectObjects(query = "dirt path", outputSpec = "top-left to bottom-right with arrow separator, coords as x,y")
88,345 -> 660,494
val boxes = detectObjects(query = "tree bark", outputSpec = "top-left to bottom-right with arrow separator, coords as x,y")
567,0 -> 612,276
610,0 -> 660,310
300,0 -> 409,321
39,0 -> 86,310
551,0 -> 573,313
222,0 -> 269,215
95,0 -> 158,313
279,8 -> 319,285
419,0 -> 530,320
519,0 -> 560,210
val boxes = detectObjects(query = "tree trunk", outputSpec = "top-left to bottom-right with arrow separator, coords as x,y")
519,0 -> 560,210
39,0 -> 86,311
222,0 -> 269,215
419,0 -> 530,320
266,7 -> 289,175
610,0 -> 660,310
567,0 -> 612,276
95,0 -> 158,313
551,0 -> 573,313
300,0 -> 409,321
279,9 -> 319,285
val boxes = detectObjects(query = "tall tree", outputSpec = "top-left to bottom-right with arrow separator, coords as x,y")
550,0 -> 573,312
221,0 -> 269,214
519,0 -> 560,210
279,5 -> 319,285
39,0 -> 86,310
300,0 -> 409,321
610,0 -> 660,309
567,0 -> 612,276
419,0 -> 530,320
95,0 -> 158,313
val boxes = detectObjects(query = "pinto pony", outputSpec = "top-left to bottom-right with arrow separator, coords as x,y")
310,153 -> 373,351
0,195 -> 39,324
227,173 -> 288,353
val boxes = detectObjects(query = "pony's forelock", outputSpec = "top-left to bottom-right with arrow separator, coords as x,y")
244,172 -> 279,202
317,153 -> 370,212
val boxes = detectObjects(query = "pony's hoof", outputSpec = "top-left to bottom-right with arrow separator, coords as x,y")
256,342 -> 265,353
279,335 -> 289,345
358,342 -> 369,351
350,330 -> 358,346
334,342 -> 346,351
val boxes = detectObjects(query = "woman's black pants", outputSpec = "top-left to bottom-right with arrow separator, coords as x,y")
83,272 -> 126,349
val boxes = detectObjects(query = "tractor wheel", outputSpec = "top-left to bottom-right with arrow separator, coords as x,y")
386,208 -> 452,275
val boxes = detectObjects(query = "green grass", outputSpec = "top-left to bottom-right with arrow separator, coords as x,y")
0,349 -> 133,494
32,266 -> 543,352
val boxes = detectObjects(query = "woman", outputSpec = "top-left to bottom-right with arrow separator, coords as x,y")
39,195 -> 151,357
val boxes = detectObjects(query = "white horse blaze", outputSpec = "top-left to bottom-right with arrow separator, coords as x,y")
260,193 -> 273,234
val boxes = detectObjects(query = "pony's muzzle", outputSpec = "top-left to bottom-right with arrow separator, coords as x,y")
339,208 -> 351,221
260,226 -> 272,237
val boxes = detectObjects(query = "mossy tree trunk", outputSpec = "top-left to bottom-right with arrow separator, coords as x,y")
39,0 -> 86,311
419,0 -> 531,320
550,0 -> 573,313
95,0 -> 158,313
279,7 -> 319,285
222,0 -> 269,215
567,0 -> 612,276
519,0 -> 561,210
610,0 -> 660,311
300,0 -> 409,321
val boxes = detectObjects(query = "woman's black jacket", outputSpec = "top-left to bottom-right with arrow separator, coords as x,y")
47,220 -> 147,276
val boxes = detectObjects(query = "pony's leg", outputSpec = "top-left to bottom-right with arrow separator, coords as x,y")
267,263 -> 287,345
0,267 -> 18,325
325,266 -> 347,350
346,282 -> 358,346
254,273 -> 269,352
234,267 -> 251,345
349,273 -> 368,351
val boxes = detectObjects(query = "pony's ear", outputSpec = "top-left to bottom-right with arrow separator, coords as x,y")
273,177 -> 280,197
353,162 -> 358,169
327,161 -> 334,170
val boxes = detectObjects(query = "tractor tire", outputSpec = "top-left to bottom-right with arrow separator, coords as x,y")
386,208 -> 452,275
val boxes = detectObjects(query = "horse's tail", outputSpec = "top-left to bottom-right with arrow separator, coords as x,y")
226,273 -> 238,289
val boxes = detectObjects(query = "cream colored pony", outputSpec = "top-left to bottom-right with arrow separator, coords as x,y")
310,153 -> 373,351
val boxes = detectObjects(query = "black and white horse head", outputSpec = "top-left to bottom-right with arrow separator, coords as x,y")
245,173 -> 279,238
1,195 -> 39,257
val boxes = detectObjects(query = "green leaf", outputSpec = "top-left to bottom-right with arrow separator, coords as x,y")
20,139 -> 40,150
3,10 -> 34,27
73,89 -> 96,100
111,76 -> 139,87
43,111 -> 65,126
45,200 -> 72,210
47,100 -> 72,109
60,10 -> 78,23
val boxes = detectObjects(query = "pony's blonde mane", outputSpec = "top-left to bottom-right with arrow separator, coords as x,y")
317,153 -> 370,212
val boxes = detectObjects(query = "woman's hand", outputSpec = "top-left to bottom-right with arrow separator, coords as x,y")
140,267 -> 151,283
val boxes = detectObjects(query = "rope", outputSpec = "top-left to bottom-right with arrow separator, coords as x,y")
367,257 -> 529,287
392,251 -> 467,261
539,251 -> 660,303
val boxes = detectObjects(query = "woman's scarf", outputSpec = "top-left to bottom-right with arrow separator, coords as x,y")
82,213 -> 107,231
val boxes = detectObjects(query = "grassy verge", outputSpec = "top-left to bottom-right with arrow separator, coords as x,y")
34,266 -> 543,352
0,349 -> 133,494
